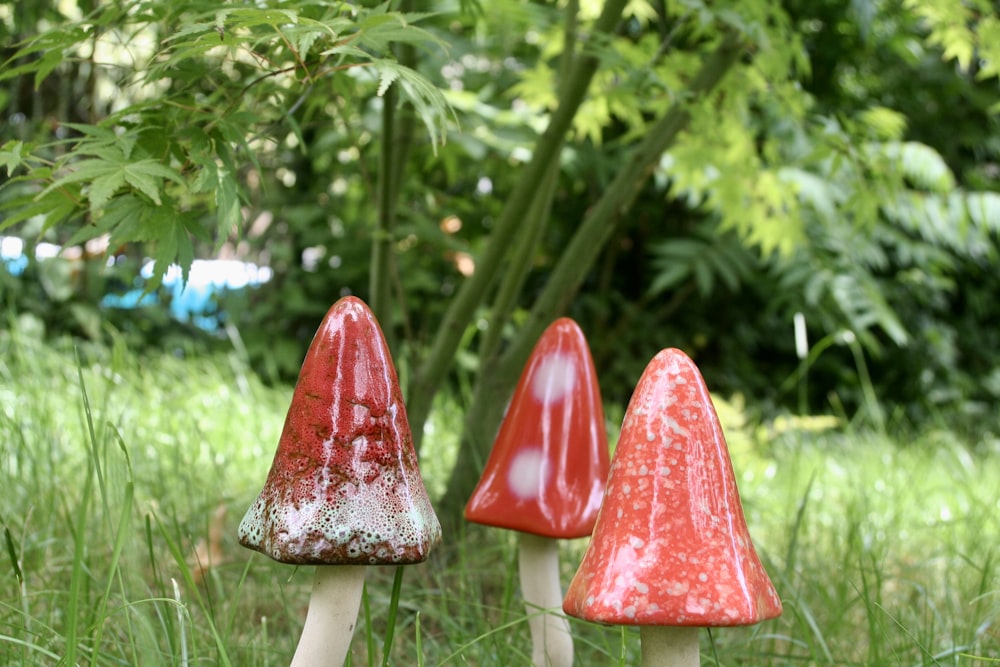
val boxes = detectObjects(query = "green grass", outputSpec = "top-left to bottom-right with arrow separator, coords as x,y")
1,318 -> 998,665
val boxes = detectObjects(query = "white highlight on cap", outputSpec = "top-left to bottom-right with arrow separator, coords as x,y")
531,353 -> 577,403
507,447 -> 549,500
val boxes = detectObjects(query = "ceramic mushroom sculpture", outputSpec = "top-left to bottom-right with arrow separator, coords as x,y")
465,318 -> 610,667
238,296 -> 441,667
563,347 -> 781,666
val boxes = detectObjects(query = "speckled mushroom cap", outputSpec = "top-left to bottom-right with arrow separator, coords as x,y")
464,318 -> 610,539
237,296 -> 441,566
563,348 -> 781,626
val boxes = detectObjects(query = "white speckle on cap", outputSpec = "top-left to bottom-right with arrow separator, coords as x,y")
665,581 -> 690,596
664,417 -> 688,437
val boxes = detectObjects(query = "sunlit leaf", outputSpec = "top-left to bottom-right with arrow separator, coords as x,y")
0,140 -> 25,176
88,171 -> 127,212
377,67 -> 401,97
858,106 -> 908,140
882,141 -> 956,192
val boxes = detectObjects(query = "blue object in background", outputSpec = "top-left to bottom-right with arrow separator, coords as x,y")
143,260 -> 273,330
1,243 -> 28,276
99,286 -> 160,309
2,236 -> 272,332
2,236 -> 62,276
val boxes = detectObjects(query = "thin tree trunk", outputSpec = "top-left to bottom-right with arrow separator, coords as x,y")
371,8 -> 416,354
406,0 -> 630,447
438,30 -> 746,520
371,79 -> 397,338
478,0 -> 580,364
477,163 -> 560,363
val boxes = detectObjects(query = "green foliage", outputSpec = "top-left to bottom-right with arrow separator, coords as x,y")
2,0 -> 1000,429
905,0 -> 1000,87
647,221 -> 757,297
1,0 -> 451,288
628,94 -> 1000,418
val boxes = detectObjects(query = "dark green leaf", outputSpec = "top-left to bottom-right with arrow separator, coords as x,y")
88,171 -> 127,211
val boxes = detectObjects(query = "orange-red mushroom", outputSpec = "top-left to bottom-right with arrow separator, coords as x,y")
466,318 -> 610,667
238,296 -> 441,666
563,348 -> 781,666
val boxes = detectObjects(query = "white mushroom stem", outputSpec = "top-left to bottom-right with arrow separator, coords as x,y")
290,565 -> 367,667
639,626 -> 700,667
518,533 -> 573,667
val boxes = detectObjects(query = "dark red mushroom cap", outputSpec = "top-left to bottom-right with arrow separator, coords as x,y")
464,318 -> 610,539
237,296 -> 441,565
563,348 -> 781,626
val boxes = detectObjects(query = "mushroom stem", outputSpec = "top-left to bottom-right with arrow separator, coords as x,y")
290,566 -> 367,667
518,533 -> 573,667
639,626 -> 699,667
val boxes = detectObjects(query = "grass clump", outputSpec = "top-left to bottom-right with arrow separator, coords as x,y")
0,317 -> 291,665
0,320 -> 998,665
729,426 -> 1000,665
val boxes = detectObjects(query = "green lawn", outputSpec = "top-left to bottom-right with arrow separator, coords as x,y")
1,318 -> 997,665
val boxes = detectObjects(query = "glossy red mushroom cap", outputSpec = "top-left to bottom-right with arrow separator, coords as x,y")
563,348 -> 781,626
238,296 -> 441,565
464,318 -> 610,539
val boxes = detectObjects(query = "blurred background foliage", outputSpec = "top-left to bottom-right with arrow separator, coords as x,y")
1,0 -> 999,437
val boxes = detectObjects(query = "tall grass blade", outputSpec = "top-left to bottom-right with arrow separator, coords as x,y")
88,425 -> 135,666
144,513 -> 166,609
75,348 -> 109,516
414,611 -> 423,667
707,627 -> 721,665
380,566 -> 405,667
871,599 -> 945,666
857,551 -> 885,666
64,353 -> 98,667
173,578 -> 189,667
226,558 -> 256,640
3,524 -> 22,585
434,613 -> 537,665
845,336 -> 885,432
0,635 -> 61,661
3,522 -> 29,664
362,581 -> 374,666
153,515 -> 233,667
784,470 -> 817,576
